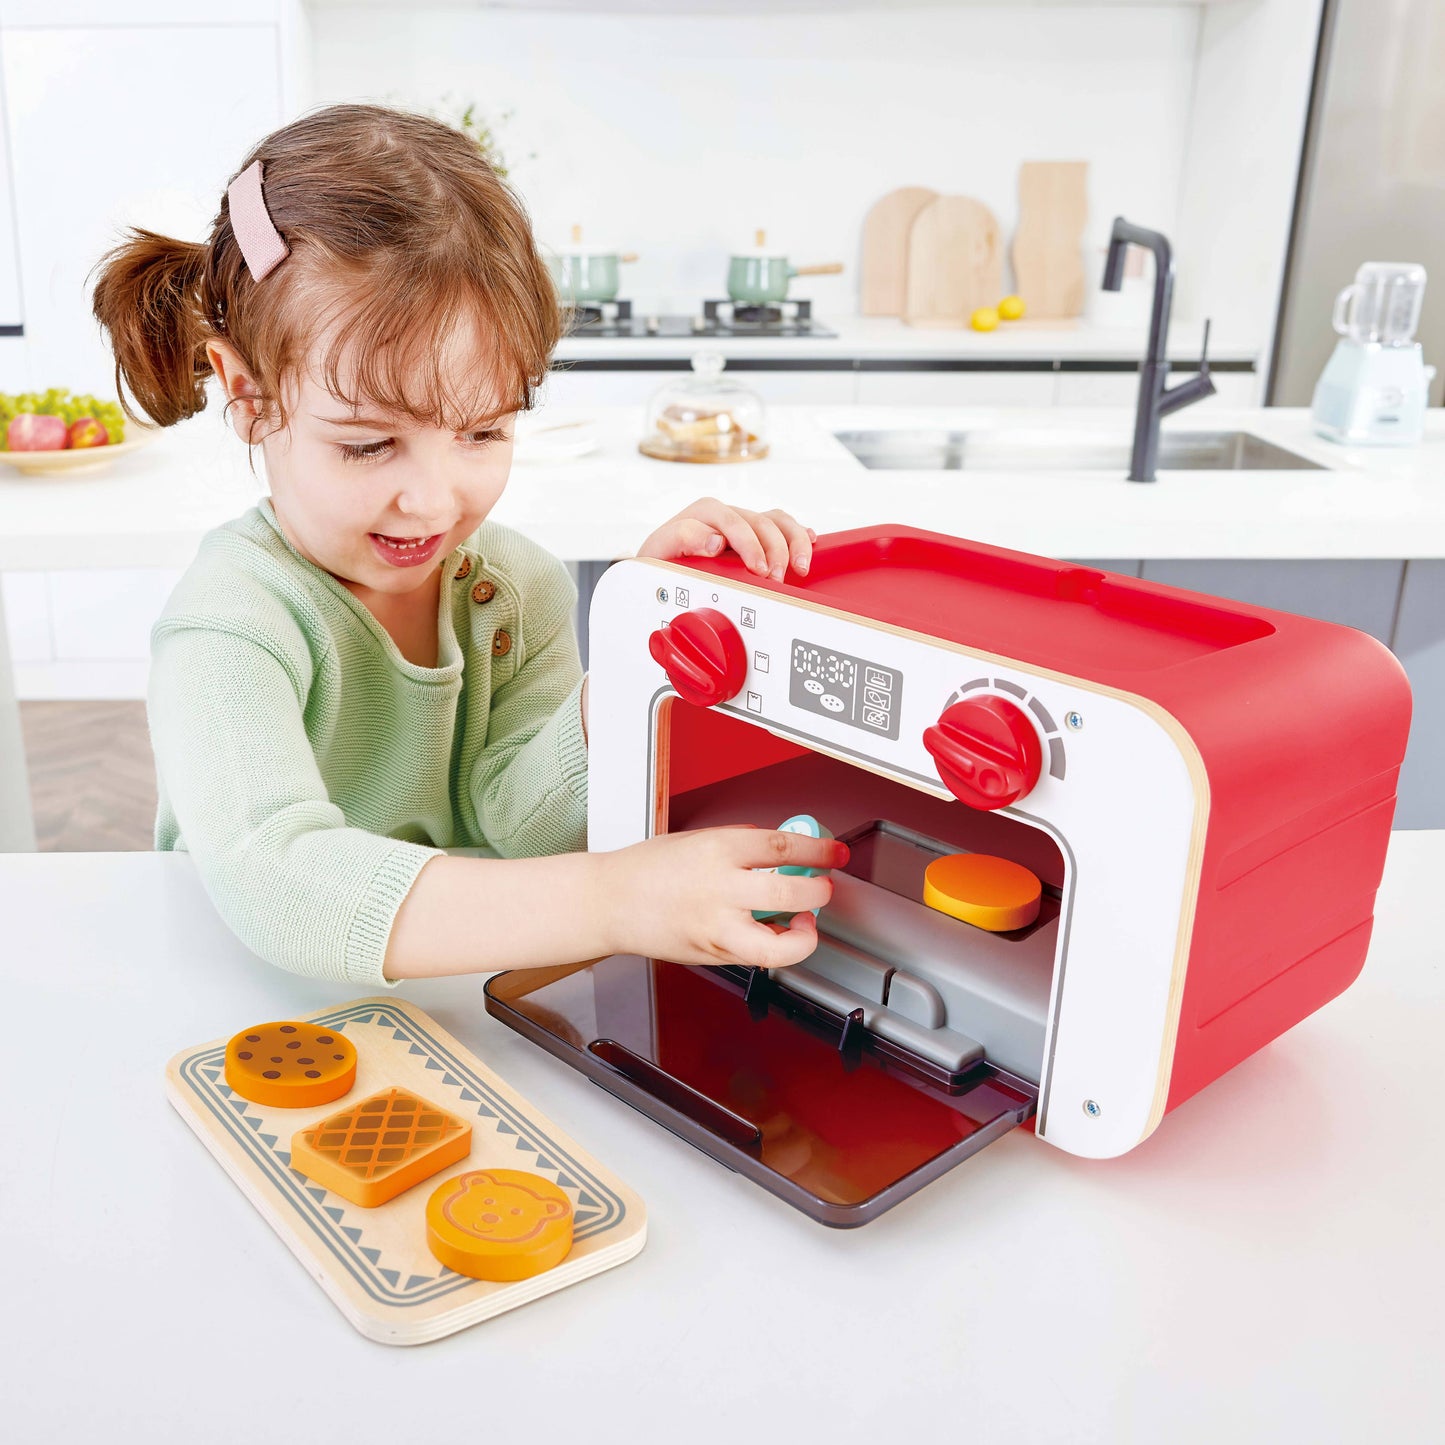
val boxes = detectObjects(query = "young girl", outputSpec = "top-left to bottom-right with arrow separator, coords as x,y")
91,103 -> 845,988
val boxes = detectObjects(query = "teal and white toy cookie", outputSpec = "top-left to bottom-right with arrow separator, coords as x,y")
752,813 -> 835,922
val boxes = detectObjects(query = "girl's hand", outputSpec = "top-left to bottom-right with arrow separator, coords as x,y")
599,825 -> 849,969
635,498 -> 817,581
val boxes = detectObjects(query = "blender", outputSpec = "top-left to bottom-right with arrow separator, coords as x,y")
1311,262 -> 1435,444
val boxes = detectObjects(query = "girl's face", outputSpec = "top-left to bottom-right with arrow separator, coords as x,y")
256,338 -> 517,602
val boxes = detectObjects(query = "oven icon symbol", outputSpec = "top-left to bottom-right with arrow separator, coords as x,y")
864,687 -> 891,711
862,707 -> 889,729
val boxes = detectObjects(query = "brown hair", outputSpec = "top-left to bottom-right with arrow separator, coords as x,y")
91,104 -> 560,437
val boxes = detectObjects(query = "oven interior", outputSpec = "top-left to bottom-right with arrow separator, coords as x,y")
484,699 -> 1069,1224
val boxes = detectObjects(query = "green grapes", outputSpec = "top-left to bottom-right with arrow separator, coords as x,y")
0,389 -> 126,449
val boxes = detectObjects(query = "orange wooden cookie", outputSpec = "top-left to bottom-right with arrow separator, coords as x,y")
923,852 -> 1042,932
291,1088 -> 472,1209
224,1021 -> 357,1108
426,1169 -> 574,1282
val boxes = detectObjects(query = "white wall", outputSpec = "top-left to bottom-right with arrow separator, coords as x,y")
310,2 -> 1206,322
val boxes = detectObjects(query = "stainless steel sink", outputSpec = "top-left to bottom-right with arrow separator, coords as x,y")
832,428 -> 1327,472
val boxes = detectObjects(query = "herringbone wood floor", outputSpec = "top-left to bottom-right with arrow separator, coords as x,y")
19,701 -> 156,851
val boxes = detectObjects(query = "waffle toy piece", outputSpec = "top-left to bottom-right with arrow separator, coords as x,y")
426,1169 -> 575,1282
291,1088 -> 472,1208
224,1021 -> 357,1108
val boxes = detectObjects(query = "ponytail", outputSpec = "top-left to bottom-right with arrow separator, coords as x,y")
91,229 -> 212,428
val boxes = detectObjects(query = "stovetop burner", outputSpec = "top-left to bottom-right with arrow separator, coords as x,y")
701,298 -> 828,336
728,304 -> 783,326
565,299 -> 634,332
561,298 -> 835,340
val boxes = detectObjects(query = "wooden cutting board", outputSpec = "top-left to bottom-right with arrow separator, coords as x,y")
904,195 -> 1002,328
1012,161 -> 1088,319
166,996 -> 647,1345
860,186 -> 938,316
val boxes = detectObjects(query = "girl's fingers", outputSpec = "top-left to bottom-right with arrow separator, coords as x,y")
728,827 -> 850,873
681,498 -> 770,574
762,508 -> 813,576
642,500 -> 818,581
745,870 -> 833,918
716,910 -> 821,971
671,517 -> 726,556
746,512 -> 793,580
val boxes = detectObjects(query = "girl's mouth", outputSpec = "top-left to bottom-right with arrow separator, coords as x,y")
369,532 -> 445,568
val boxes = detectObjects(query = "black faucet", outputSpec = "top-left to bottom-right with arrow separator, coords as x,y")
1102,217 -> 1215,482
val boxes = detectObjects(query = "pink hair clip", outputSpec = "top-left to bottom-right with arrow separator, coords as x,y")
228,159 -> 289,282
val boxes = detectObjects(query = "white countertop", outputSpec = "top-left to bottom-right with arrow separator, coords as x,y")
1,836 -> 1440,1442
555,315 -> 1257,365
2,405 -> 1444,570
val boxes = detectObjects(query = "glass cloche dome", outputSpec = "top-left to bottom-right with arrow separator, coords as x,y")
638,352 -> 769,463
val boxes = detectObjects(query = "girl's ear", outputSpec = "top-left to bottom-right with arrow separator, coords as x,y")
206,339 -> 264,441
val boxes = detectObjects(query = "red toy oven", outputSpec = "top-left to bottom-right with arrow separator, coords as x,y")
485,526 -> 1412,1225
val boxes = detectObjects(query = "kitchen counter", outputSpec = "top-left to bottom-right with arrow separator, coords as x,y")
554,314 -> 1257,367
2,405 -> 1443,569
1,835 -> 1439,1443
5,402 -> 1445,845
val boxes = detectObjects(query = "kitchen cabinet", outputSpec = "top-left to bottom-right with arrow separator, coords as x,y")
548,364 -> 1260,412
1,23 -> 282,395
1054,369 -> 1260,409
543,367 -> 856,408
854,370 -> 1056,407
47,567 -> 181,662
0,572 -> 47,662
0,44 -> 20,334
1069,560 -> 1143,577
1138,559 -> 1403,643
1141,558 -> 1443,828
1390,561 -> 1445,831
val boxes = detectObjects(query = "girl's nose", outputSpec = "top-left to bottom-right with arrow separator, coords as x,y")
393,465 -> 459,524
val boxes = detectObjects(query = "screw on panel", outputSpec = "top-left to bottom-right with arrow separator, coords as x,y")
1066,711 -> 1085,730
1083,1099 -> 1102,1118
656,587 -> 669,604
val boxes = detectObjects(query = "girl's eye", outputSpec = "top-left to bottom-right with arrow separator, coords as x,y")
465,428 -> 507,447
338,438 -> 394,463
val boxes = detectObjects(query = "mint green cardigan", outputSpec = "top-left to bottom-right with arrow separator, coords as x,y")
149,499 -> 589,987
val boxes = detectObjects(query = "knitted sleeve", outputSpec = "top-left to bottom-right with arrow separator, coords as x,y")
467,570 -> 589,858
148,622 -> 440,986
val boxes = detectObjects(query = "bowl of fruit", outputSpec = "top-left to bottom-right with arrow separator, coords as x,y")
0,390 -> 148,476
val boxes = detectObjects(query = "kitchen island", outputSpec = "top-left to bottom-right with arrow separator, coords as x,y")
1,405 -> 1442,838
1,835 -> 1439,1442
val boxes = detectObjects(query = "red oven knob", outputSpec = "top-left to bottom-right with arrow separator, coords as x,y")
648,608 -> 747,708
923,695 -> 1043,810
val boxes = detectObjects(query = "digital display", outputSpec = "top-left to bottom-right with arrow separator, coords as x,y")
789,638 -> 902,740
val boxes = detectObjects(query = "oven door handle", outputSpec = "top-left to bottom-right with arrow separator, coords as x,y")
587,1038 -> 764,1152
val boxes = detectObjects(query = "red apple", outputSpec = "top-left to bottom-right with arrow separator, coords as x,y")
67,416 -> 109,449
7,413 -> 68,451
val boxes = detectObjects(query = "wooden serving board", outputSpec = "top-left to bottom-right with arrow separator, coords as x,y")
860,186 -> 938,316
1012,160 -> 1088,319
165,997 -> 647,1346
904,195 -> 1002,328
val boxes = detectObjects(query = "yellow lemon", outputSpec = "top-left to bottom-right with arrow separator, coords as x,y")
970,306 -> 1000,332
998,295 -> 1026,321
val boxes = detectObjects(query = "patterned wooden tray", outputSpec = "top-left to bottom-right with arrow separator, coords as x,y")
165,996 -> 646,1345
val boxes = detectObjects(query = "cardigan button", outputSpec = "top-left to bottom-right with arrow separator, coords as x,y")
471,579 -> 496,605
492,629 -> 512,657
454,556 -> 473,581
